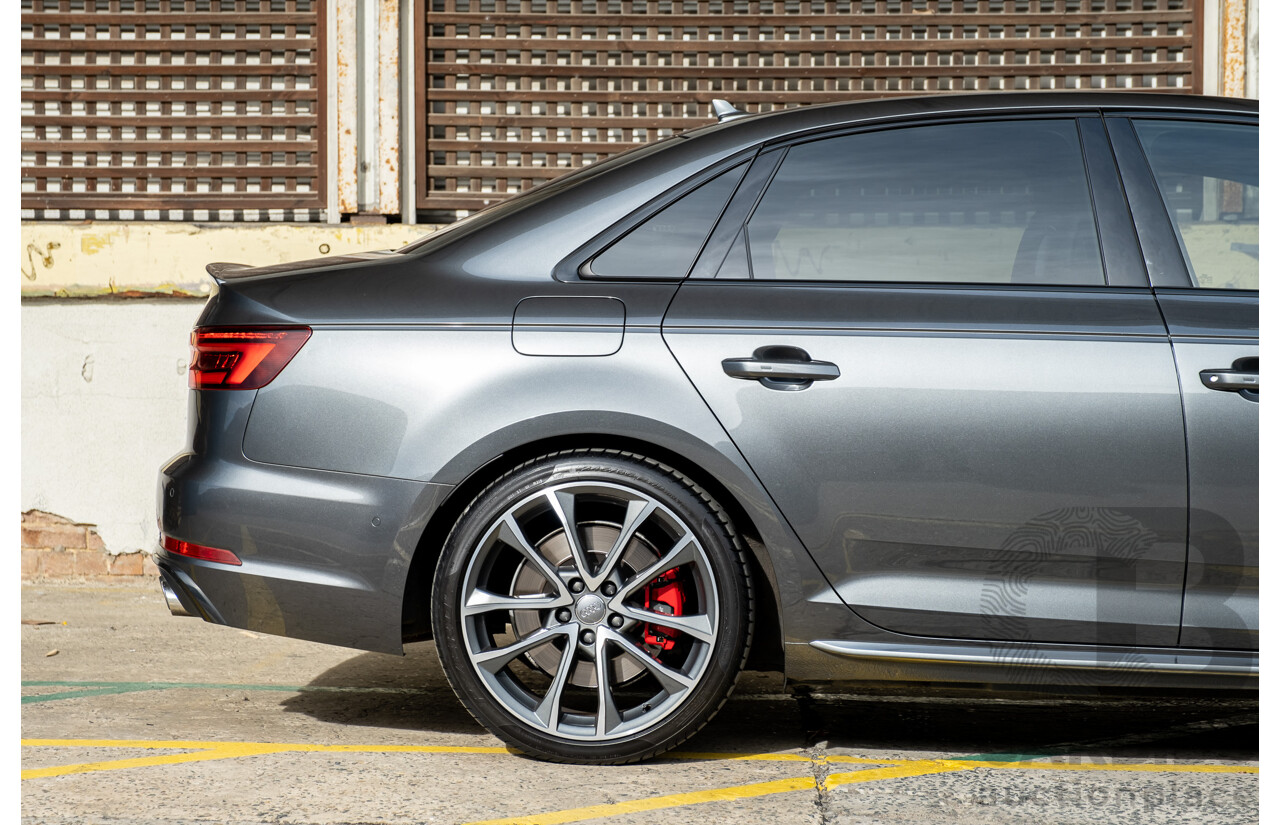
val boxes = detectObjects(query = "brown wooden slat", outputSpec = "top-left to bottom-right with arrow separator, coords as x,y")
427,140 -> 651,154
23,89 -> 320,102
23,13 -> 316,24
25,166 -> 320,179
22,38 -> 316,52
24,194 -> 324,209
427,35 -> 1187,54
421,84 -> 1181,105
23,140 -> 318,152
24,115 -> 319,127
424,62 -> 1192,79
424,11 -> 1193,27
427,115 -> 713,129
22,64 -> 318,76
416,193 -> 528,209
424,165 -> 577,180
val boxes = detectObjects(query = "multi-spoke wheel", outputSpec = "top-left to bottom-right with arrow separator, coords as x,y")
432,450 -> 753,764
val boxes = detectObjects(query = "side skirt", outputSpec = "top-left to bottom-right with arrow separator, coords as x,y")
790,639 -> 1257,691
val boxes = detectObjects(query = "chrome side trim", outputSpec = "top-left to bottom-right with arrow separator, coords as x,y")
810,640 -> 1258,676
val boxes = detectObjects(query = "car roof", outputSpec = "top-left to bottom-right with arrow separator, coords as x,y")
402,91 -> 1256,274
680,91 -> 1257,152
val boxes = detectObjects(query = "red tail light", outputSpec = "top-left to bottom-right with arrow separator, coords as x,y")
162,535 -> 243,566
189,326 -> 311,390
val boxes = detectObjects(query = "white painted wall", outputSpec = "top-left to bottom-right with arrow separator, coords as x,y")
22,301 -> 204,554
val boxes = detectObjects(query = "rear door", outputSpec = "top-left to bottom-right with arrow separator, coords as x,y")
1109,115 -> 1259,651
663,115 -> 1190,647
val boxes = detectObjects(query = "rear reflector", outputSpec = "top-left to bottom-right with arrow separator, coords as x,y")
162,535 -> 243,566
189,326 -> 311,390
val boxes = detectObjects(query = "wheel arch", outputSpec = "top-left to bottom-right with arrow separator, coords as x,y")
400,431 -> 785,673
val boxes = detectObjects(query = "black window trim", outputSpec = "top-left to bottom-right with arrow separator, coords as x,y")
691,111 -> 1130,291
555,149 -> 758,283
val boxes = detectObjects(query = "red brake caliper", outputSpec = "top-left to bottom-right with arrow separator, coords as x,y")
642,568 -> 686,653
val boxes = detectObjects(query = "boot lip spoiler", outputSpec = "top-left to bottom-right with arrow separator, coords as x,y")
204,251 -> 400,285
205,262 -> 253,282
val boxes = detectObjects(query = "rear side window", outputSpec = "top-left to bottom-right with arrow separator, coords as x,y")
1133,120 -> 1258,290
722,119 -> 1105,285
587,162 -> 747,279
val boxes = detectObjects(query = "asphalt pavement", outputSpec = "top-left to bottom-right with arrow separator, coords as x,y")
21,579 -> 1258,825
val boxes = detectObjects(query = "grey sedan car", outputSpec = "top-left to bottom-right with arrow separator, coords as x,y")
158,92 -> 1258,764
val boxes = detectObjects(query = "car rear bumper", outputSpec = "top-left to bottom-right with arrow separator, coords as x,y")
156,398 -> 452,654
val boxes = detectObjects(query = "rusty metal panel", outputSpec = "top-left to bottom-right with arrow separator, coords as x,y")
378,0 -> 402,214
1219,0 -> 1247,96
417,0 -> 1201,213
336,0 -> 359,214
336,0 -> 402,217
21,0 -> 327,220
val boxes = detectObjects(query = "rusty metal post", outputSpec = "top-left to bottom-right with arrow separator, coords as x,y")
336,0 -> 359,216
357,0 -> 379,211
1244,0 -> 1259,98
327,0 -> 342,222
334,0 -> 401,219
1221,0 -> 1248,97
377,0 -> 401,217
400,0 -> 417,225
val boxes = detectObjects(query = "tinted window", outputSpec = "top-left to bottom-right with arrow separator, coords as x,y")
588,162 -> 746,279
729,120 -> 1105,285
1133,120 -> 1258,290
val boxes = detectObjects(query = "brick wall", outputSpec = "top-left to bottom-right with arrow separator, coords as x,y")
21,510 -> 157,580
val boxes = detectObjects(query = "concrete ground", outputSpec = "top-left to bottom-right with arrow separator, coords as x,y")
22,580 -> 1258,825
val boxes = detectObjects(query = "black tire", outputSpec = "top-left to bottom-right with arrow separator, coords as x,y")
431,449 -> 753,764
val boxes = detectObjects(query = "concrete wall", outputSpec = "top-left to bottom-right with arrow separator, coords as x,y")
22,300 -> 203,555
21,222 -> 433,297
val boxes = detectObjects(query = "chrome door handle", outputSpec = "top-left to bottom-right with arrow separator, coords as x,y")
722,346 -> 840,391
722,359 -> 841,382
1200,369 -> 1259,391
1200,356 -> 1258,395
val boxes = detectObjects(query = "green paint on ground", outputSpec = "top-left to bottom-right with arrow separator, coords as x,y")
951,751 -> 1050,763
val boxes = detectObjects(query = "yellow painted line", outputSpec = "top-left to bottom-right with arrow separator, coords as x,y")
20,739 -> 514,780
463,761 -> 972,825
825,759 -> 971,789
22,743 -> 294,780
667,751 -> 894,765
461,775 -> 821,825
950,759 -> 1258,775
294,744 -> 515,755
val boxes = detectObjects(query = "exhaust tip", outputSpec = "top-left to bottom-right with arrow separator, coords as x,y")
161,579 -> 195,617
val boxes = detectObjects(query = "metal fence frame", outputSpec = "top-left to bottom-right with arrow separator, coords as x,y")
416,0 -> 1202,214
21,0 -> 328,219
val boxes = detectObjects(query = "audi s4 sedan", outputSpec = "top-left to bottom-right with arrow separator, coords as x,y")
157,92 -> 1258,764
